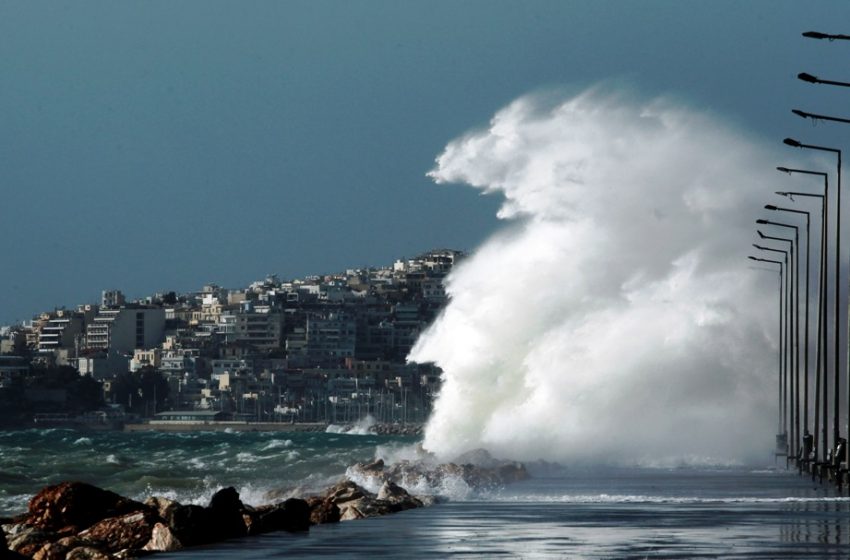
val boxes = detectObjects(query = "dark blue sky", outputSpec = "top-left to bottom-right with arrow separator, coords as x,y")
1,1 -> 847,324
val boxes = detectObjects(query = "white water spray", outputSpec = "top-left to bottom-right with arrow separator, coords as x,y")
410,88 -> 785,465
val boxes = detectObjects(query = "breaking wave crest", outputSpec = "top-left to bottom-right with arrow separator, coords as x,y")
412,87 -> 790,465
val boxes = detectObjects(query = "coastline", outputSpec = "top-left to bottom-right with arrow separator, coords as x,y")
123,421 -> 424,435
123,422 -> 329,433
6,420 -> 424,436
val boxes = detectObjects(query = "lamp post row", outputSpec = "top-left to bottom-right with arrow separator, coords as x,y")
777,175 -> 829,466
752,29 -> 848,482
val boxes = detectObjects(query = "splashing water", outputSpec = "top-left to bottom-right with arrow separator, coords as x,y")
410,87 -> 785,466
326,414 -> 378,435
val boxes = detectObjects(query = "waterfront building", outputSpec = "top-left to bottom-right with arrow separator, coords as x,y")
85,307 -> 166,354
36,310 -> 86,354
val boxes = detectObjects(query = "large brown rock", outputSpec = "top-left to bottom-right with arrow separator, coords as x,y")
243,499 -> 310,535
26,482 -> 147,534
6,525 -> 55,557
142,522 -> 182,552
377,481 -> 422,512
77,509 -> 159,554
317,480 -> 424,521
143,496 -> 180,523
334,494 -> 410,520
305,497 -> 340,525
206,487 -> 247,541
324,481 -> 367,505
165,504 -> 210,547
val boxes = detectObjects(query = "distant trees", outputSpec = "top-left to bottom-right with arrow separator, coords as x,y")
0,365 -> 105,426
109,367 -> 170,416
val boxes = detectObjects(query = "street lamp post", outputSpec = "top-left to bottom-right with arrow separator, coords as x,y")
783,140 -> 842,458
749,255 -> 786,458
777,173 -> 828,467
765,204 -> 812,457
751,249 -> 790,452
755,239 -> 793,454
757,220 -> 800,459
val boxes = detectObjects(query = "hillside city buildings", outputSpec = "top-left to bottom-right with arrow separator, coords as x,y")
0,249 -> 462,425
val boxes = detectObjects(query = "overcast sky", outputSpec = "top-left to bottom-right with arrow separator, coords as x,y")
1,1 -> 848,324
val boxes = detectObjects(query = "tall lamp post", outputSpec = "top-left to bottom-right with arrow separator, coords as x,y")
765,204 -> 812,452
757,220 -> 800,458
754,240 -> 793,453
783,140 -> 842,456
749,255 -> 786,457
776,171 -> 828,465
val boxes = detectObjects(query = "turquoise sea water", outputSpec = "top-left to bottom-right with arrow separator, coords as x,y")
0,428 -> 416,517
3,429 -> 850,557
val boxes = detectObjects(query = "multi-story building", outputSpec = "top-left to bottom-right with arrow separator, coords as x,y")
234,302 -> 285,351
85,306 -> 166,354
130,348 -> 162,371
391,303 -> 424,359
306,312 -> 356,366
37,310 -> 86,354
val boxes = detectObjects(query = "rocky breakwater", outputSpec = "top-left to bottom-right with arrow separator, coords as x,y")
1,482 -> 311,559
2,451 -> 529,559
1,479 -> 440,559
347,448 -> 530,496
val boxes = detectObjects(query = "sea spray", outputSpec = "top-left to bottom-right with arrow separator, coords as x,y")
326,414 -> 378,435
410,87 -> 795,465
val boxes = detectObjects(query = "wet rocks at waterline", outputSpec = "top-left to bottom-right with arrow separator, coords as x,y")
2,452 -> 529,559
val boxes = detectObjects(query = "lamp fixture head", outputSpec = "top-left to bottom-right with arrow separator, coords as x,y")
802,31 -> 829,40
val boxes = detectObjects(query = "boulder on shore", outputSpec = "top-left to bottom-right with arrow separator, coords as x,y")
243,498 -> 311,535
161,504 -> 209,547
315,480 -> 424,522
26,482 -> 147,534
76,509 -> 159,554
142,522 -> 183,553
206,487 -> 247,541
305,497 -> 340,525
5,525 -> 56,557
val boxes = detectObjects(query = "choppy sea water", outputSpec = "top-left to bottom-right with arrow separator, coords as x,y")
0,428 -> 416,516
3,429 -> 850,557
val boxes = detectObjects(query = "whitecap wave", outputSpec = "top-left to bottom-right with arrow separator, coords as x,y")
236,452 -> 258,463
326,415 -> 377,436
261,439 -> 294,451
